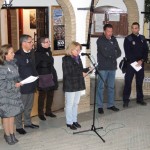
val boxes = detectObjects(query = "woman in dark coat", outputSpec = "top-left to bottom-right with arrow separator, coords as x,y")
62,41 -> 90,130
0,44 -> 24,145
35,37 -> 58,121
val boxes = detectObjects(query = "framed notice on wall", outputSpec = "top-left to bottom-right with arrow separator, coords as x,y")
51,6 -> 65,55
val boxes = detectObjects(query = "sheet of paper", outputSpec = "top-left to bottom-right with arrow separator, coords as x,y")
130,61 -> 142,72
20,76 -> 39,85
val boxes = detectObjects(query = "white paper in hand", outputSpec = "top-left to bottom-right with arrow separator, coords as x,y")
130,61 -> 142,72
20,76 -> 39,85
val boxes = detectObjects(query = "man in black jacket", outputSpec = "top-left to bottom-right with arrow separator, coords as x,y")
15,34 -> 39,134
96,24 -> 121,114
123,22 -> 148,107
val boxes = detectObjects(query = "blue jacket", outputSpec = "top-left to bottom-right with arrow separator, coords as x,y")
124,34 -> 148,63
15,49 -> 38,94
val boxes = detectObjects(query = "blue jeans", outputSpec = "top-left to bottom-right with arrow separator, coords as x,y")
96,70 -> 116,108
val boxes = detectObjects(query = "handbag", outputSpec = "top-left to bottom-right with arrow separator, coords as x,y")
119,57 -> 128,73
38,74 -> 55,88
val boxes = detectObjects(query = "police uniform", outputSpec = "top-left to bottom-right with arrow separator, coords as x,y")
123,33 -> 148,106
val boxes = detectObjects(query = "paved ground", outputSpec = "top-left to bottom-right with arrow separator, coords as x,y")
0,99 -> 150,150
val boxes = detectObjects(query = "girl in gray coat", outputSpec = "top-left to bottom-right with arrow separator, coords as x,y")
0,44 -> 24,145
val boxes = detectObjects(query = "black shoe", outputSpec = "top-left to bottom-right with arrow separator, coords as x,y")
98,108 -> 104,114
123,102 -> 129,108
73,122 -> 81,128
45,113 -> 56,118
39,115 -> 46,121
4,134 -> 15,145
66,124 -> 77,130
24,124 -> 39,129
16,128 -> 26,134
137,101 -> 147,106
10,133 -> 18,143
107,106 -> 119,112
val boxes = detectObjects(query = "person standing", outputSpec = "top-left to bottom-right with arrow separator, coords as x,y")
0,44 -> 24,145
35,37 -> 58,121
96,24 -> 121,114
123,22 -> 148,107
62,41 -> 90,130
15,34 -> 39,134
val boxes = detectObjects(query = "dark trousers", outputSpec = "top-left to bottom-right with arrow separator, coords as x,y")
123,65 -> 144,103
38,90 -> 54,116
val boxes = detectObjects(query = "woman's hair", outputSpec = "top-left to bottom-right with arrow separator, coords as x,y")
38,36 -> 49,45
0,44 -> 12,65
65,41 -> 82,56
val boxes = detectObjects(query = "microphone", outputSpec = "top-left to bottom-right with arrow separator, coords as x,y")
81,53 -> 91,56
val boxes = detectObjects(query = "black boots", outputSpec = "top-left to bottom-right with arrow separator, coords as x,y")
10,133 -> 19,143
4,133 -> 18,145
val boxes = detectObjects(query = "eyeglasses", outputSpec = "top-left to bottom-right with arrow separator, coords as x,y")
25,41 -> 33,44
44,41 -> 50,43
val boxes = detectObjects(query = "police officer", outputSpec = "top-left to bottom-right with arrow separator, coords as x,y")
123,22 -> 148,107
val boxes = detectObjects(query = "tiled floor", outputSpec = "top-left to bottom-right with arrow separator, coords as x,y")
0,99 -> 150,150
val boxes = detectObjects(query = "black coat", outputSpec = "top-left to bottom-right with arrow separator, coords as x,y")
15,49 -> 38,94
97,34 -> 121,70
62,55 -> 89,92
35,47 -> 58,91
124,34 -> 148,63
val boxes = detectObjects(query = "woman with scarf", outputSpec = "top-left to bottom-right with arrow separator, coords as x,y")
35,37 -> 58,121
62,41 -> 90,130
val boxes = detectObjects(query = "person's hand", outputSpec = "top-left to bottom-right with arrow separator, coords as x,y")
136,60 -> 143,67
15,82 -> 23,88
88,67 -> 94,73
83,72 -> 87,77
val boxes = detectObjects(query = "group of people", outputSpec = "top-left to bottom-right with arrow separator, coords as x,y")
0,21 -> 148,145
0,35 -> 58,145
96,22 -> 148,114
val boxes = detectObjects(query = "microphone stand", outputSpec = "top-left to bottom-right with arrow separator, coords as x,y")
73,54 -> 105,143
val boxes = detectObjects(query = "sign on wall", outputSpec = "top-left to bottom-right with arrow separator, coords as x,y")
51,6 -> 65,55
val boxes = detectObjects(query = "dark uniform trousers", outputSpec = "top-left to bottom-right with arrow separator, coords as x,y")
38,90 -> 54,115
123,64 -> 144,103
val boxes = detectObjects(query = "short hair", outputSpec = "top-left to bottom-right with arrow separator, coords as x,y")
132,22 -> 140,27
38,36 -> 49,45
103,24 -> 113,31
0,44 -> 12,65
20,34 -> 32,44
65,41 -> 82,56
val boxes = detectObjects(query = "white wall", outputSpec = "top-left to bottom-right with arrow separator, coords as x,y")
12,0 -> 58,7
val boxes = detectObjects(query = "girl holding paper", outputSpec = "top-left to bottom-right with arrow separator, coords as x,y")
0,44 -> 24,145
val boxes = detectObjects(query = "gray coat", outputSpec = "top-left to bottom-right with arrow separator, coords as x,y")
97,34 -> 121,70
0,60 -> 24,118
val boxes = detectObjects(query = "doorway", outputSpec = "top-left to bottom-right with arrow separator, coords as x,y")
5,7 -> 49,50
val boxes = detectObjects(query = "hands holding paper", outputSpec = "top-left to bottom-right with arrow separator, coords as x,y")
20,76 -> 39,85
130,60 -> 143,72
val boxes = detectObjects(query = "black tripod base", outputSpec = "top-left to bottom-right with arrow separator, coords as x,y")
73,125 -> 105,143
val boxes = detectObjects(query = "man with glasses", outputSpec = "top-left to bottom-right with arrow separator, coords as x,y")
15,34 -> 39,134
